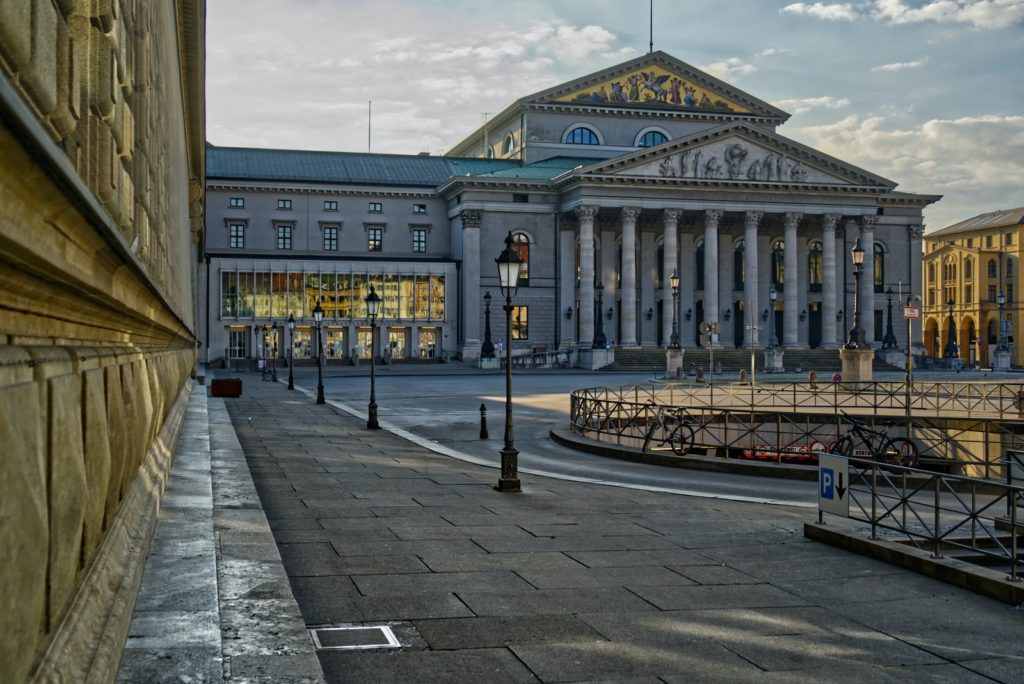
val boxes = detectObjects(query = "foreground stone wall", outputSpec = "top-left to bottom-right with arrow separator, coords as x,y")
0,1 -> 204,681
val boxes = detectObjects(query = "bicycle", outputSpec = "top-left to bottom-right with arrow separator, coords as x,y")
642,407 -> 696,456
833,412 -> 919,467
261,366 -> 274,381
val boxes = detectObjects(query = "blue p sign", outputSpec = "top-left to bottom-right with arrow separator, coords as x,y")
820,467 -> 834,500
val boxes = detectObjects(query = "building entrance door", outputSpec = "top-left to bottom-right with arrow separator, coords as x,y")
388,328 -> 408,360
656,300 -> 663,346
357,328 -> 373,359
325,329 -> 347,360
418,328 -> 437,358
733,301 -> 744,347
809,302 -> 822,348
694,300 -> 704,346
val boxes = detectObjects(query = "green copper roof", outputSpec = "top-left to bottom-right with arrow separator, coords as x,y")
471,157 -> 598,180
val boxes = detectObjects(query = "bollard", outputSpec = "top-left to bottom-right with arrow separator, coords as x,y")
479,403 -> 489,439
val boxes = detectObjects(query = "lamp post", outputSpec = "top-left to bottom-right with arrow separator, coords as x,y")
997,290 -> 1009,352
944,297 -> 958,358
845,237 -> 866,349
882,287 -> 898,349
767,285 -> 778,348
669,270 -> 680,349
313,301 -> 325,404
593,280 -> 607,349
271,322 -> 279,381
495,232 -> 522,492
365,284 -> 381,429
481,292 -> 495,358
286,314 -> 295,390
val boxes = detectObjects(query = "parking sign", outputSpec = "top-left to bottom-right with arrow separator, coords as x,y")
818,453 -> 849,516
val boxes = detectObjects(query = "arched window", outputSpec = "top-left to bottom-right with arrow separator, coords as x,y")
808,240 -> 823,292
988,259 -> 997,278
733,240 -> 745,291
695,239 -> 705,291
965,258 -> 973,279
565,127 -> 600,145
502,133 -> 515,155
874,243 -> 885,292
771,240 -> 785,289
637,131 -> 668,148
512,232 -> 530,285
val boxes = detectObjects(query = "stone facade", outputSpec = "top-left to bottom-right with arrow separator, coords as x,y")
0,2 -> 204,681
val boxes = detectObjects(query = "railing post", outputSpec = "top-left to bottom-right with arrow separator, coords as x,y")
480,403 -> 489,440
871,464 -> 878,540
1010,495 -> 1019,582
933,476 -> 943,559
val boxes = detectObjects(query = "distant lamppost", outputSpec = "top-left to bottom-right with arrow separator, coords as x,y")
593,280 -> 607,349
271,322 -> 279,381
481,292 -> 495,359
882,287 -> 898,349
365,285 -> 382,429
669,270 -> 680,349
845,238 -> 866,349
313,302 -> 325,404
495,232 -> 522,492
286,314 -> 295,390
944,297 -> 958,358
997,290 -> 1009,352
767,285 -> 778,348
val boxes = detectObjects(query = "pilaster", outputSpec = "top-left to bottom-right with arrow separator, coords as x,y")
744,210 -> 763,347
576,206 -> 596,349
821,214 -> 840,348
620,207 -> 641,347
783,213 -> 802,347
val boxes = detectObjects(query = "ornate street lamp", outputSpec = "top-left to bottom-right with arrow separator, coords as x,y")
495,232 -> 522,492
271,322 -> 279,381
944,297 -> 958,358
481,291 -> 495,359
845,238 -> 866,349
882,287 -> 898,349
286,314 -> 295,390
669,270 -> 680,349
593,280 -> 607,349
997,290 -> 1009,352
313,301 -> 325,404
365,284 -> 382,429
767,285 -> 778,348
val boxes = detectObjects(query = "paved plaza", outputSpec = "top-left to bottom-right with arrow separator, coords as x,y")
123,372 -> 1024,682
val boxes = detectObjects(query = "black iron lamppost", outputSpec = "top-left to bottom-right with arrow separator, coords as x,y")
997,290 -> 1009,352
286,314 -> 295,390
271,322 -> 279,381
767,285 -> 778,348
481,291 -> 495,358
593,280 -> 607,348
882,287 -> 898,349
365,284 -> 381,429
944,297 -> 958,358
495,232 -> 522,492
669,270 -> 680,349
845,238 -> 866,349
313,301 -> 325,404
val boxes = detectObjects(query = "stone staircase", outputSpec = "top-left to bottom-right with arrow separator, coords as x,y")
601,347 -> 903,374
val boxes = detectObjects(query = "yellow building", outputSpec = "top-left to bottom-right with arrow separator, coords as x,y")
922,208 -> 1024,366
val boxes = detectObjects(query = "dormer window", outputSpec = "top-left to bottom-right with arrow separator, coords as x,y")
502,134 -> 515,155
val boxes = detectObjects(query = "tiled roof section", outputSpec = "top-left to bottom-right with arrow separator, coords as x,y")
929,207 -> 1024,237
472,157 -> 598,180
206,146 -> 520,186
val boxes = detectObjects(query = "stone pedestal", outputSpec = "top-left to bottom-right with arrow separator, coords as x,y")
879,348 -> 904,369
477,357 -> 500,370
993,348 -> 1011,371
461,341 -> 482,362
764,347 -> 784,373
578,348 -> 615,370
839,348 -> 874,383
665,348 -> 684,379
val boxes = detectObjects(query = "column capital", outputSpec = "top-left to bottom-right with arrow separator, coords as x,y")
908,224 -> 924,239
783,212 -> 803,230
459,209 -> 483,228
621,206 -> 642,222
704,209 -> 723,229
744,210 -> 763,227
574,205 -> 597,223
861,215 -> 878,232
821,214 -> 841,231
663,208 -> 681,226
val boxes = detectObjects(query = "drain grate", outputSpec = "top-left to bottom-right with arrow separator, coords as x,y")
311,625 -> 401,651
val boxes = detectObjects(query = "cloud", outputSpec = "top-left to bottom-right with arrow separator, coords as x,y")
872,0 -> 1024,30
773,96 -> 852,115
780,3 -> 859,20
871,57 -> 929,71
788,114 -> 1024,229
699,58 -> 757,81
757,47 -> 798,57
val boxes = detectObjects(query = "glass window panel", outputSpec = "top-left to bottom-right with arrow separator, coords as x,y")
399,275 -> 416,319
430,275 -> 445,320
337,272 -> 353,320
238,272 -> 254,317
383,274 -> 399,320
512,305 -> 528,339
415,276 -> 430,320
271,272 -> 288,318
221,272 -> 238,317
305,272 -> 320,315
365,275 -> 383,319
254,272 -> 271,318
321,273 -> 338,319
353,274 -> 368,319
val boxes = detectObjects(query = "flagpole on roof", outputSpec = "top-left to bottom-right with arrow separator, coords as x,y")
649,0 -> 653,53
368,100 -> 372,153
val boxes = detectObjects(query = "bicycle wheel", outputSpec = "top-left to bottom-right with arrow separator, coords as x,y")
669,422 -> 695,456
881,438 -> 919,467
833,436 -> 854,457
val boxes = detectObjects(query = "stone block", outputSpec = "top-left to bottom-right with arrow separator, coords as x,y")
82,367 -> 112,559
47,373 -> 88,624
104,363 -> 129,525
22,0 -> 59,116
0,382 -> 47,684
0,0 -> 31,66
88,26 -> 117,120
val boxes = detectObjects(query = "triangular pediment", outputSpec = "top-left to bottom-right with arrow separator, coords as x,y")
574,123 -> 896,188
525,51 -> 787,121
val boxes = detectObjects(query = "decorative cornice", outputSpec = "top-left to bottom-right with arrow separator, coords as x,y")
555,173 -> 889,195
908,225 -> 924,239
207,182 -> 437,198
861,215 -> 878,232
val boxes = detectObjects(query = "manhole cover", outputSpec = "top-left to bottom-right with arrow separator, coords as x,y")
311,625 -> 401,651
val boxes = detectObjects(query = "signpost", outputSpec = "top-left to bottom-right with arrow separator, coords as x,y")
903,306 -> 920,320
818,453 -> 849,519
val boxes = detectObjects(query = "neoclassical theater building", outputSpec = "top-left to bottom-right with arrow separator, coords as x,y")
201,51 -> 938,364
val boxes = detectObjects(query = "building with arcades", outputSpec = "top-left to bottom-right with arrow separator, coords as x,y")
200,51 -> 939,365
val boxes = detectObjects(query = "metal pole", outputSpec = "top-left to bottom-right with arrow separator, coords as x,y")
933,477 -> 942,558
271,324 -> 278,382
367,320 -> 380,429
287,326 -> 294,390
498,296 -> 521,491
315,321 -> 325,404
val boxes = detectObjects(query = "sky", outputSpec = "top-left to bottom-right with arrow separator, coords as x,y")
206,0 -> 1024,232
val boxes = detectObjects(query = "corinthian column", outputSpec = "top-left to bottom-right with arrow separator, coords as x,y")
662,209 -> 680,346
783,212 -> 802,347
576,206 -> 597,348
861,215 -> 877,346
460,209 -> 483,358
620,207 -> 641,347
744,211 -> 763,346
704,209 -> 722,345
821,214 -> 840,348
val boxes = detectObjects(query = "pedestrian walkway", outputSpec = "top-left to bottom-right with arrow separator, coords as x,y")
217,377 -> 1023,682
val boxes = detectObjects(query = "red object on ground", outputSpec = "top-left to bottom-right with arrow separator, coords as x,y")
211,378 -> 243,397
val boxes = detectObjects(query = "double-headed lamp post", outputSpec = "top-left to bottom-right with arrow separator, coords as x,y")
481,292 -> 495,358
944,297 -> 958,359
271,322 -> 279,381
495,232 -> 522,492
286,314 -> 295,390
768,285 -> 778,348
845,237 -> 866,349
313,302 -> 325,404
365,284 -> 382,430
669,270 -> 680,349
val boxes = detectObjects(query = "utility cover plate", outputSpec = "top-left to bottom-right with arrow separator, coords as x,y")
311,625 -> 401,650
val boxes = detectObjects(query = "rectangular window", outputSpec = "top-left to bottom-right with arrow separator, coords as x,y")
228,223 -> 245,248
990,285 -> 997,302
511,305 -> 528,340
227,329 -> 248,358
1007,233 -> 1014,246
323,226 -> 338,251
966,238 -> 973,247
221,272 -> 238,317
254,272 -> 271,318
965,285 -> 973,303
368,202 -> 382,213
412,228 -> 427,253
238,272 -> 254,317
987,235 -> 994,248
277,225 -> 292,250
413,204 -> 427,214
324,200 -> 338,211
429,275 -> 445,320
512,193 -> 529,203
229,197 -> 245,208
277,199 -> 292,209
367,227 -> 382,252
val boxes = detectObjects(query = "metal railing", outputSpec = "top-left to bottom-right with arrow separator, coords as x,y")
839,457 -> 1023,581
502,349 -> 575,370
